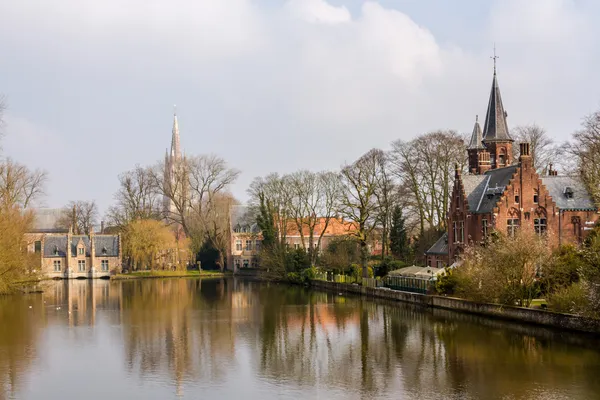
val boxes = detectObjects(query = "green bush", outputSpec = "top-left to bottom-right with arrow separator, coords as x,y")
301,266 -> 319,282
435,268 -> 458,295
348,264 -> 373,280
374,259 -> 406,277
286,272 -> 302,284
547,283 -> 589,315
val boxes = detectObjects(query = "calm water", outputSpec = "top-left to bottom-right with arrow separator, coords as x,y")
1,279 -> 600,400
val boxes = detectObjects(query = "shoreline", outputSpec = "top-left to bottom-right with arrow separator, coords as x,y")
110,270 -> 232,280
311,279 -> 600,336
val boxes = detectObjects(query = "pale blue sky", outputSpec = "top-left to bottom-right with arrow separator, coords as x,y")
1,0 -> 599,216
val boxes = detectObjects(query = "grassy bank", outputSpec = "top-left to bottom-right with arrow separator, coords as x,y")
111,270 -> 231,280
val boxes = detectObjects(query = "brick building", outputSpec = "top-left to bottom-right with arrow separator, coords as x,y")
228,205 -> 380,271
426,66 -> 598,267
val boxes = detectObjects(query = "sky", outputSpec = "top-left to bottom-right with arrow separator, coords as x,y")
1,0 -> 600,215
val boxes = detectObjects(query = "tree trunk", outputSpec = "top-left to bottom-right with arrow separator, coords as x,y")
218,252 -> 225,272
361,239 -> 369,279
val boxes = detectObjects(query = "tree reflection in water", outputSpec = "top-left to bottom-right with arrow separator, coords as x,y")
2,278 -> 600,400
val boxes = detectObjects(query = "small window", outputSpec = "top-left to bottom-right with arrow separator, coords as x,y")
78,260 -> 86,272
54,245 -> 59,256
245,240 -> 252,251
255,240 -> 261,252
101,260 -> 109,272
514,189 -> 520,204
459,221 -> 464,243
533,189 -> 539,204
294,243 -> 300,250
498,154 -> 506,166
482,219 -> 488,239
507,219 -> 519,237
251,258 -> 258,268
534,218 -> 547,235
78,247 -> 85,256
34,241 -> 42,253
235,240 -> 242,251
243,259 -> 249,268
53,260 -> 61,272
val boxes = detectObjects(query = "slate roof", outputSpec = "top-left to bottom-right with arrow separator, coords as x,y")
461,165 -> 518,214
42,234 -> 120,257
541,176 -> 597,211
426,232 -> 448,255
467,117 -> 485,150
482,71 -> 513,143
231,205 -> 260,233
30,208 -> 68,233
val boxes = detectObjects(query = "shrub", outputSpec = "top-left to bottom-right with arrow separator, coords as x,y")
286,272 -> 302,284
348,264 -> 373,280
435,268 -> 458,295
374,259 -> 406,278
547,283 -> 589,315
301,266 -> 319,282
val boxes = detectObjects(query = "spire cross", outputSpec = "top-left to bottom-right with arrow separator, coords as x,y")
490,44 -> 498,73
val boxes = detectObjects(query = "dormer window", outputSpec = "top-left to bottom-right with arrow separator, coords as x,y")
102,246 -> 108,255
78,247 -> 85,256
564,187 -> 574,199
54,245 -> 59,256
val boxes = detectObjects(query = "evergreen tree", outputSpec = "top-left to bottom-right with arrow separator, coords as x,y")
389,205 -> 409,260
256,193 -> 276,247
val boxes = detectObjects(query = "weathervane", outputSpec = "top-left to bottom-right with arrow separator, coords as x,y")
491,44 -> 498,74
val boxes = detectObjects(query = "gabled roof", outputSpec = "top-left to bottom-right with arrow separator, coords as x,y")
541,176 -> 597,211
461,165 -> 518,214
426,232 -> 448,255
482,71 -> 513,143
467,116 -> 485,150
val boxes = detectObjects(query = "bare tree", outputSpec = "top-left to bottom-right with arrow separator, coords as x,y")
106,165 -> 161,228
56,200 -> 99,234
339,149 -> 384,278
390,130 -> 465,236
569,110 -> 600,205
286,170 -> 342,266
154,154 -> 240,269
0,158 -> 47,209
373,153 -> 395,260
512,124 -> 563,174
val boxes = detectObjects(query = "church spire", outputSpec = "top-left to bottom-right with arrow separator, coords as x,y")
482,50 -> 512,144
467,115 -> 485,150
171,106 -> 181,160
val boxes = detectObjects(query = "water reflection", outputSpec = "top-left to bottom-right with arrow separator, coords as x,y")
1,278 -> 600,399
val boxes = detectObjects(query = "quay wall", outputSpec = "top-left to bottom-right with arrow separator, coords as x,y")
311,280 -> 600,335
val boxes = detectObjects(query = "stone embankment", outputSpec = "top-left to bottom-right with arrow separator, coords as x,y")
311,280 -> 600,335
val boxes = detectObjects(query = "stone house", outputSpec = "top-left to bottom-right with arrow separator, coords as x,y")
426,66 -> 598,266
26,208 -> 122,278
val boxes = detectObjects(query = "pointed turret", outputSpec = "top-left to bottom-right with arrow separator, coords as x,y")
171,110 -> 181,161
467,115 -> 485,150
482,69 -> 513,144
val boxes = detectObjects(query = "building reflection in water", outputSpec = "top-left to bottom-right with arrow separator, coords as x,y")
2,278 -> 600,399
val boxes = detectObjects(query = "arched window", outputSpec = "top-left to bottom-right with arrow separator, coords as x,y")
498,148 -> 506,167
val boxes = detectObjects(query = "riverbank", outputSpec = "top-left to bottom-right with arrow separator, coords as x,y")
311,280 -> 600,335
111,270 -> 231,280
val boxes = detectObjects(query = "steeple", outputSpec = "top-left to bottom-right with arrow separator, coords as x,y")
171,106 -> 181,160
467,115 -> 485,150
482,63 -> 513,144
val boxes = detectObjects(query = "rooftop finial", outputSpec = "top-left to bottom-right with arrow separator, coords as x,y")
476,114 -> 478,123
173,104 -> 177,116
491,44 -> 498,74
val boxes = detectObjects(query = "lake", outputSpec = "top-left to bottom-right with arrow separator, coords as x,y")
1,278 -> 599,399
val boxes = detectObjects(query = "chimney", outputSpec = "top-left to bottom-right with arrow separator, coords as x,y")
519,142 -> 532,169
101,220 -> 105,234
548,163 -> 558,176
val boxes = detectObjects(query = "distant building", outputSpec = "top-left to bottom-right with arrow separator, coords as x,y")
26,209 -> 122,278
228,205 -> 381,271
426,64 -> 599,267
